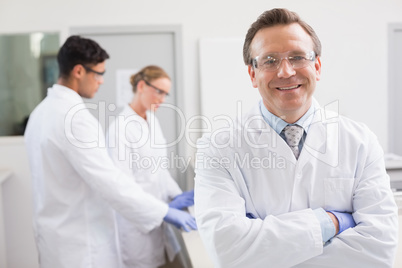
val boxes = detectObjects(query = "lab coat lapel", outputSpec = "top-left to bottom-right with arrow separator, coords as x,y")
298,107 -> 339,169
244,101 -> 339,169
246,105 -> 297,164
256,129 -> 297,164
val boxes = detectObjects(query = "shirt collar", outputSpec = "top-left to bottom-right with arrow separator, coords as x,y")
259,99 -> 316,135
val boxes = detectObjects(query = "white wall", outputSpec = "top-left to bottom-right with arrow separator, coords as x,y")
0,137 -> 38,268
1,1 -> 402,267
1,0 -> 401,155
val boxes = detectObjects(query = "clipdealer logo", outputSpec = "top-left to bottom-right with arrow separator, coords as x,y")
195,151 -> 287,170
63,101 -> 279,151
64,100 -> 341,168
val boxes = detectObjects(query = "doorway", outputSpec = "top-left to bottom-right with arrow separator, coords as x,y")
70,25 -> 186,187
388,24 -> 402,155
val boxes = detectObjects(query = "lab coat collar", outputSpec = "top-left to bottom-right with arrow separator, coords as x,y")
47,84 -> 84,104
238,103 -> 296,164
244,98 -> 337,165
301,101 -> 340,168
121,104 -> 138,117
120,104 -> 155,125
246,98 -> 321,131
259,99 -> 316,135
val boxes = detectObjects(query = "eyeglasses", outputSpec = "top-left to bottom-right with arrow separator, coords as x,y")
83,65 -> 105,81
252,51 -> 316,72
144,80 -> 169,97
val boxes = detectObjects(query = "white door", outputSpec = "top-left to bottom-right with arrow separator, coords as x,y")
388,25 -> 402,155
70,26 -> 185,186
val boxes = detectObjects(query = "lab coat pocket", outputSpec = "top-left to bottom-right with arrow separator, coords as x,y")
324,177 -> 355,212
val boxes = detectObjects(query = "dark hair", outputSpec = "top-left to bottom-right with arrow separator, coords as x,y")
130,65 -> 170,93
57,35 -> 110,78
243,8 -> 321,65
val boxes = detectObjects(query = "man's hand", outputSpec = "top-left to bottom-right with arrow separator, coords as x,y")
327,212 -> 340,234
327,211 -> 356,234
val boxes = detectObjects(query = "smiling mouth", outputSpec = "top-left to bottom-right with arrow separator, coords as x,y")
276,85 -> 301,91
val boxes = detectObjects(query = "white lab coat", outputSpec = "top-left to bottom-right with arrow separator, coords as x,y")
24,85 -> 169,268
107,105 -> 182,268
194,100 -> 398,268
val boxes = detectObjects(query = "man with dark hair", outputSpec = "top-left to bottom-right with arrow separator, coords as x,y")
57,35 -> 110,81
195,8 -> 398,267
25,35 -> 196,268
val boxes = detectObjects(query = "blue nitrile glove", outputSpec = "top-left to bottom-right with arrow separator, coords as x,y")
163,207 -> 197,232
246,213 -> 256,219
329,211 -> 356,234
169,190 -> 194,210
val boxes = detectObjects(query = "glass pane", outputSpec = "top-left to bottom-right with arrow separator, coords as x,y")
0,32 -> 59,136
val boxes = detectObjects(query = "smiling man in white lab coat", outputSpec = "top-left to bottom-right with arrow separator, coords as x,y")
24,35 -> 196,268
194,8 -> 398,268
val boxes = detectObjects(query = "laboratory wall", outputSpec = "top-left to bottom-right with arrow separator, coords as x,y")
0,137 -> 38,268
1,0 -> 402,156
1,0 -> 402,267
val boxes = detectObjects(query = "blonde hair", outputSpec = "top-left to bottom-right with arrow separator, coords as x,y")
130,65 -> 170,93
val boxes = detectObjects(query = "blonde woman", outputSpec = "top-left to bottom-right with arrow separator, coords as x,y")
107,65 -> 195,268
